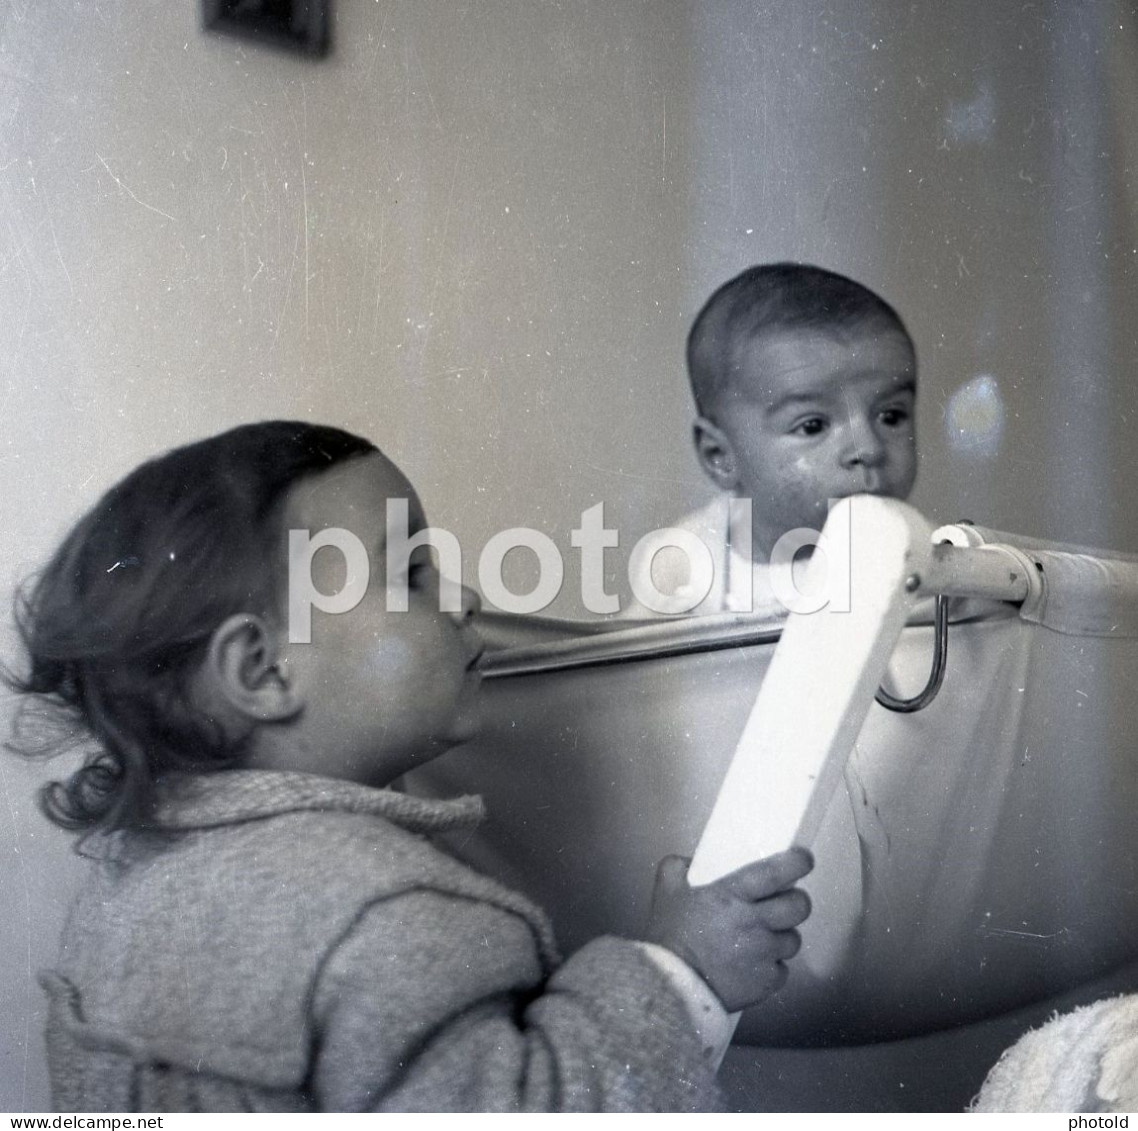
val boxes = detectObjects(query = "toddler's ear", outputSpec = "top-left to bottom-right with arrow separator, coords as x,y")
693,417 -> 740,491
202,614 -> 302,724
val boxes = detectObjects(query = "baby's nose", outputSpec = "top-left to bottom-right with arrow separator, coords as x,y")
842,418 -> 886,467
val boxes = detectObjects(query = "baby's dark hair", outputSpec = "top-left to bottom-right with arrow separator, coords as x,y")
687,262 -> 912,417
5,420 -> 377,832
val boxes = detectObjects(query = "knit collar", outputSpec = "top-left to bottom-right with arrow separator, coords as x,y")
146,769 -> 485,835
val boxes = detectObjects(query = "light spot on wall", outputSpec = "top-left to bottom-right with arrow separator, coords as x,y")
946,84 -> 995,143
946,373 -> 1004,458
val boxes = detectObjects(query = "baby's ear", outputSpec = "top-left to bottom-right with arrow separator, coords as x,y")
693,417 -> 740,491
202,614 -> 302,724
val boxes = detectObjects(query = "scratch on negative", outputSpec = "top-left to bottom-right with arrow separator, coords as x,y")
300,82 -> 311,337
95,153 -> 177,223
48,214 -> 74,295
977,925 -> 1071,946
1,765 -> 34,1103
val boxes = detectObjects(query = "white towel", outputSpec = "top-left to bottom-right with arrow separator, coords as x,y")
972,993 -> 1138,1112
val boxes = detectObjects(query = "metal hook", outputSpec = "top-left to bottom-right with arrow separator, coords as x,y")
875,594 -> 949,713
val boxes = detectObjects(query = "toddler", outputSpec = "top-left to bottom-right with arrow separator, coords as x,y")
9,421 -> 811,1113
632,262 -> 918,616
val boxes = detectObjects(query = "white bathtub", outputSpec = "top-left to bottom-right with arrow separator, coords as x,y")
407,517 -> 1138,1107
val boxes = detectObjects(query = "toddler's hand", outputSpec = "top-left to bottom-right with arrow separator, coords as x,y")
643,848 -> 813,1013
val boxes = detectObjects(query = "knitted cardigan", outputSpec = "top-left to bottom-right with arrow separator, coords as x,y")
41,769 -> 722,1113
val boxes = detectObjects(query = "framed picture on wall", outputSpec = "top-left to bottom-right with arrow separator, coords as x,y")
203,0 -> 329,57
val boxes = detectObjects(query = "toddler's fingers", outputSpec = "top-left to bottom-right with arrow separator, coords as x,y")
773,927 -> 802,962
720,847 -> 813,901
753,888 -> 811,931
653,855 -> 692,888
765,961 -> 790,994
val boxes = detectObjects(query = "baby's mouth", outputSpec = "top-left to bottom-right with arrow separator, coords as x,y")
858,464 -> 896,495
845,473 -> 886,496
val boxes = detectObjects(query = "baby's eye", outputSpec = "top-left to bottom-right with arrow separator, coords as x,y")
791,416 -> 828,437
878,405 -> 911,428
407,562 -> 431,589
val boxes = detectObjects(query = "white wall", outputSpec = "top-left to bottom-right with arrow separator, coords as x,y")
3,0 -> 1136,1110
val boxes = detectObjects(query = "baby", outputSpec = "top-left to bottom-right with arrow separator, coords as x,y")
631,262 -> 918,616
9,421 -> 812,1112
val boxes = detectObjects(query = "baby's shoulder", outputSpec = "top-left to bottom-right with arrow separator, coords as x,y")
620,496 -> 732,618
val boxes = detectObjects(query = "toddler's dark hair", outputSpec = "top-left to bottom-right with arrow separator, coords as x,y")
5,421 -> 377,831
687,262 -> 913,417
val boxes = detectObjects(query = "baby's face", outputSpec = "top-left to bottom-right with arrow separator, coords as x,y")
276,453 -> 484,787
705,324 -> 917,559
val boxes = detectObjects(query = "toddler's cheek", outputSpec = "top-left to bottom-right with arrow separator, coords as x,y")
364,636 -> 415,674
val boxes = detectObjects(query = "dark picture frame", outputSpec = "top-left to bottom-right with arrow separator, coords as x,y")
203,0 -> 329,58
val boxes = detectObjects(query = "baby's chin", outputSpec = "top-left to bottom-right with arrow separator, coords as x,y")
827,484 -> 910,502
